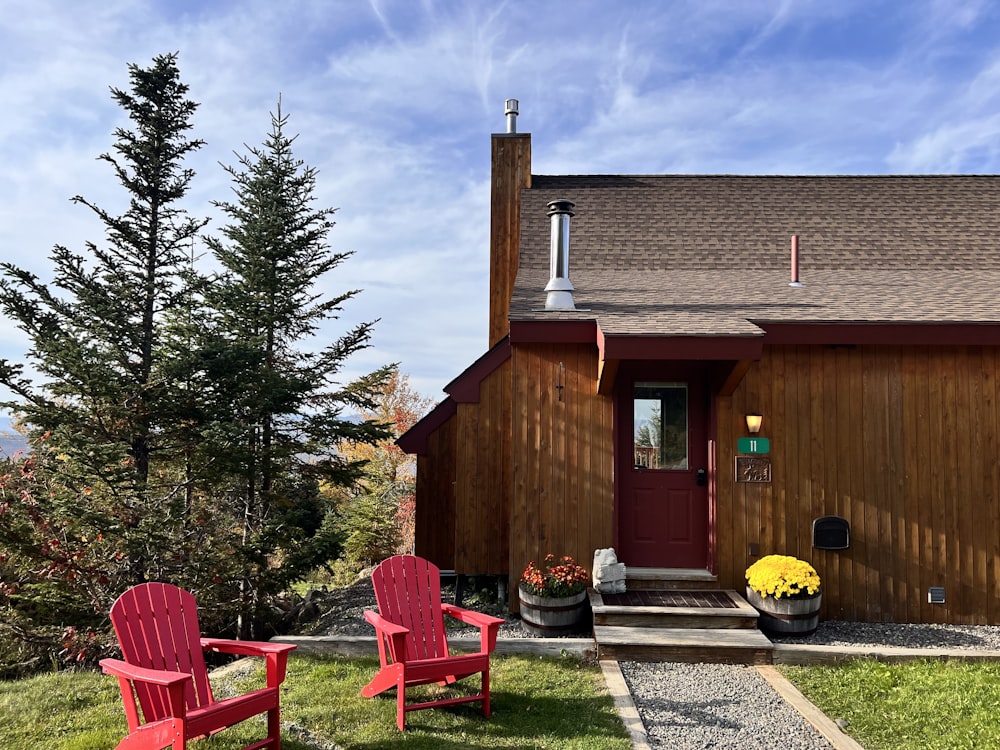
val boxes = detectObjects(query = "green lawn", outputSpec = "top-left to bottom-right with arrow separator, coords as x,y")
781,659 -> 1000,750
0,652 -> 631,750
16,646 -> 1000,749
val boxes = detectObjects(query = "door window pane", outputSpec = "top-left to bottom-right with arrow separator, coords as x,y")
633,382 -> 688,470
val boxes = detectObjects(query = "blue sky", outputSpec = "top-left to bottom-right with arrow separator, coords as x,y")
2,0 -> 1000,413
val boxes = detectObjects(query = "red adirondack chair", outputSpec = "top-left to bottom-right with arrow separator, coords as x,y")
362,555 -> 505,730
100,582 -> 297,750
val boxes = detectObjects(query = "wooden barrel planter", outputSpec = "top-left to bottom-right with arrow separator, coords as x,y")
518,588 -> 587,637
745,586 -> 821,636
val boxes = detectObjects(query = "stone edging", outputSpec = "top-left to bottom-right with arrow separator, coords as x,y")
772,642 -> 1000,665
756,664 -> 866,750
599,660 -> 652,750
271,634 -> 595,657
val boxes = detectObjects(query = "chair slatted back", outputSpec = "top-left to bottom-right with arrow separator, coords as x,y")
109,583 -> 214,722
371,555 -> 449,662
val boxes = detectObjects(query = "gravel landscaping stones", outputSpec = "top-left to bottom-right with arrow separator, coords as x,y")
620,661 -> 835,750
770,619 -> 1000,650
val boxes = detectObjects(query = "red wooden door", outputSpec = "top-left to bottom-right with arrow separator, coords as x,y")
616,368 -> 708,568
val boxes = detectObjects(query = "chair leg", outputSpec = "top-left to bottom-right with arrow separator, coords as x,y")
268,706 -> 281,749
396,666 -> 407,731
482,667 -> 491,718
362,664 -> 404,698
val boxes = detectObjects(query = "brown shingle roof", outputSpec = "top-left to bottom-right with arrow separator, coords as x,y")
511,175 -> 1000,335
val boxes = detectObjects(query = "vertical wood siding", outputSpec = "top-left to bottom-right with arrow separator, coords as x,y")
453,359 -> 512,574
720,345 -> 1000,624
509,344 -> 614,597
414,419 -> 457,569
414,361 -> 511,574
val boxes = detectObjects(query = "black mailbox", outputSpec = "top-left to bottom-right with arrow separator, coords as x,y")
812,515 -> 850,550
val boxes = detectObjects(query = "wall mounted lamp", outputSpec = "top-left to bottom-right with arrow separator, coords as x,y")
745,413 -> 763,434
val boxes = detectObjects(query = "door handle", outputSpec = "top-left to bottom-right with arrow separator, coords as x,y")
696,468 -> 707,486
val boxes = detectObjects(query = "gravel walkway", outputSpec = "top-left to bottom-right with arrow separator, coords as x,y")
620,661 -> 835,750
618,620 -> 1000,750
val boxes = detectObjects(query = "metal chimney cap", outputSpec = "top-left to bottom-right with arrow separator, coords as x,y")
547,198 -> 576,216
504,99 -> 520,134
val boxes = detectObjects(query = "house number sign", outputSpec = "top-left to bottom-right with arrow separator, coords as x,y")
737,437 -> 770,454
735,456 -> 771,483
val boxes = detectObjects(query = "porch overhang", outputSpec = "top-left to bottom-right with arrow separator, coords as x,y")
598,331 -> 766,395
509,319 -> 766,395
509,320 -> 765,357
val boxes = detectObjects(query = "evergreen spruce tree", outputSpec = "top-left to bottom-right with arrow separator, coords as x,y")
0,53 -> 217,657
203,101 -> 391,637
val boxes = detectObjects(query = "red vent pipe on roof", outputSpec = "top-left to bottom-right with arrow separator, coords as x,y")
790,234 -> 803,287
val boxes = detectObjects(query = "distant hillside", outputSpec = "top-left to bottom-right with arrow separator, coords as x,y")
0,434 -> 28,456
0,416 -> 29,456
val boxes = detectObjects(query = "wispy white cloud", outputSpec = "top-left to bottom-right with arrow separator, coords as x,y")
888,115 -> 1000,173
2,0 -> 1000,405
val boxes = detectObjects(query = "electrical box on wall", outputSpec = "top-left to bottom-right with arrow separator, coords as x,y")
928,587 -> 946,604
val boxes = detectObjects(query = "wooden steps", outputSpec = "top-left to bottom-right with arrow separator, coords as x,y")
625,567 -> 719,590
594,625 -> 773,665
591,588 -> 759,629
591,568 -> 774,665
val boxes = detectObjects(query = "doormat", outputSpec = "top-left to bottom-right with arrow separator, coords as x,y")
600,590 -> 737,608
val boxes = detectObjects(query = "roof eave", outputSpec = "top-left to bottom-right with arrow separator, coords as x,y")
756,321 -> 1000,345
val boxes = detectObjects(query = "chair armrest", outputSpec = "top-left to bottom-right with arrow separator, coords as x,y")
200,638 -> 297,657
200,638 -> 296,689
101,657 -> 190,732
441,604 -> 505,629
364,609 -> 410,663
100,657 -> 191,688
364,609 -> 409,637
441,604 -> 504,653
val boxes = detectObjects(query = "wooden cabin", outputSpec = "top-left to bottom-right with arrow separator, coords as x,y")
398,109 -> 1000,625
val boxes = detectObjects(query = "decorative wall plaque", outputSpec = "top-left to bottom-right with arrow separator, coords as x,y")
735,456 -> 771,483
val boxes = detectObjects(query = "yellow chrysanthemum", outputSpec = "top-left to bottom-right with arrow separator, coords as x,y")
745,554 -> 821,599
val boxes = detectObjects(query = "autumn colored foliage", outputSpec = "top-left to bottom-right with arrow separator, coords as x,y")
331,368 -> 433,567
